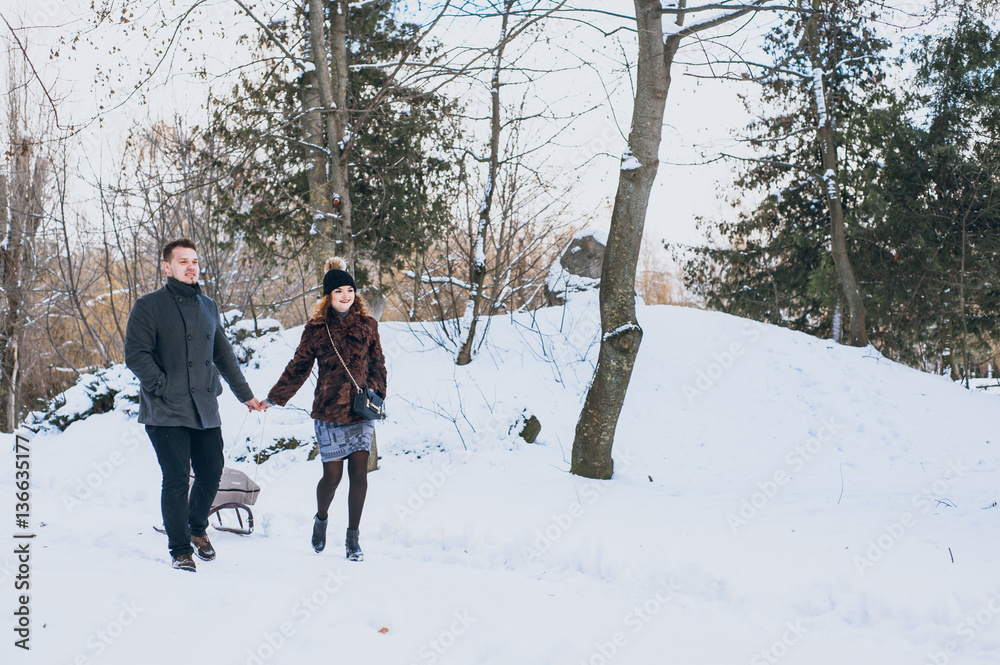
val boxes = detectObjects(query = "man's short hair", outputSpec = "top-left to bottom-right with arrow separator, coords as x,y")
162,238 -> 197,263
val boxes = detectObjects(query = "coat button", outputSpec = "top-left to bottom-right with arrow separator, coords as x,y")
187,335 -> 193,340
189,388 -> 195,393
206,334 -> 210,339
205,360 -> 210,366
188,361 -> 193,367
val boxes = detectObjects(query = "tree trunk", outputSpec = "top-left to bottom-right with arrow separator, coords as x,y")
0,133 -> 48,433
570,0 -> 675,478
832,299 -> 843,343
0,335 -> 17,432
0,191 -> 19,430
306,0 -> 354,277
301,65 -> 331,278
958,207 -> 970,388
0,171 -> 15,433
806,0 -> 868,347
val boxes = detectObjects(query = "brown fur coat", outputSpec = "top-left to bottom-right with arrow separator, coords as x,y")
267,309 -> 387,424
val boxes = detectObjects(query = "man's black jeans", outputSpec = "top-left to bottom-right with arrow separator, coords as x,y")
145,425 -> 224,557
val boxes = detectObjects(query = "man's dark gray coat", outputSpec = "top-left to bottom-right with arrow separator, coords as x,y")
125,277 -> 254,429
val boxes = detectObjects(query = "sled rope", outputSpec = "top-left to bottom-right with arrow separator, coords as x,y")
251,410 -> 267,488
224,410 -> 252,466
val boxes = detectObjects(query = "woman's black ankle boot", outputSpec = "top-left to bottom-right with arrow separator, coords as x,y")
346,528 -> 363,561
312,515 -> 328,552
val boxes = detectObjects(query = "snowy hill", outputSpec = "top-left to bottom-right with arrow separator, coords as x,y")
4,297 -> 1000,665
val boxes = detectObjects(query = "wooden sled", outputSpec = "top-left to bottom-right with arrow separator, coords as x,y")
155,467 -> 260,536
210,467 -> 260,535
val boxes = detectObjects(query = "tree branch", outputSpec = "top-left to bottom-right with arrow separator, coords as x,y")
231,0 -> 309,70
0,11 -> 64,128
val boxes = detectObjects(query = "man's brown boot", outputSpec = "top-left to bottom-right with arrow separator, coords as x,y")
191,534 -> 216,561
171,553 -> 196,572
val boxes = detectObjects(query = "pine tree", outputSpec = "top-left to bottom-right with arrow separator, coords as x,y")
683,1 -> 1000,375
195,0 -> 461,285
860,4 -> 1000,374
682,0 -> 891,341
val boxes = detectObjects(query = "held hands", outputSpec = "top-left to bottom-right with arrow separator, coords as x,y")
243,396 -> 275,412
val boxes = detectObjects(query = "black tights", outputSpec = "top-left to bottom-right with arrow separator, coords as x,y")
316,450 -> 369,530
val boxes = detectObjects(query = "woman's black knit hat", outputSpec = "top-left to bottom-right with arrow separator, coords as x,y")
322,257 -> 356,295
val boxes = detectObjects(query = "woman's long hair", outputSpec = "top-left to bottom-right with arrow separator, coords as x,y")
311,257 -> 370,321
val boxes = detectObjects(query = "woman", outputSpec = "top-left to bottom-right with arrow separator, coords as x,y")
262,257 -> 386,561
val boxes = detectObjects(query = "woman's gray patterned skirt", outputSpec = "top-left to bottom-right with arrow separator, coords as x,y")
313,419 -> 374,462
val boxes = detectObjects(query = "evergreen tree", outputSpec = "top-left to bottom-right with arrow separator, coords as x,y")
195,0 -> 461,285
860,4 -> 1000,374
682,1 -> 1000,375
681,0 -> 891,340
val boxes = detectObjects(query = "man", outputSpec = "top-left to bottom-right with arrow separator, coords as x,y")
125,238 -> 261,572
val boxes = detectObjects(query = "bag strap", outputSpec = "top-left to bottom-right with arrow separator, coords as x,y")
324,322 -> 362,393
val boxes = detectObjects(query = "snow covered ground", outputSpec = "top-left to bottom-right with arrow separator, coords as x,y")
4,296 -> 1000,665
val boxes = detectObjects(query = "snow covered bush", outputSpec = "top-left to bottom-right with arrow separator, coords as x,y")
24,365 -> 140,433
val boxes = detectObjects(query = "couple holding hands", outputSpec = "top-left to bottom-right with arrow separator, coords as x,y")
125,239 -> 386,572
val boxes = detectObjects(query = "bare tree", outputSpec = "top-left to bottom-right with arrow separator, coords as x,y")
455,0 -> 517,365
434,0 -> 569,364
394,130 -> 582,340
0,51 -> 50,432
571,0 -> 786,479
